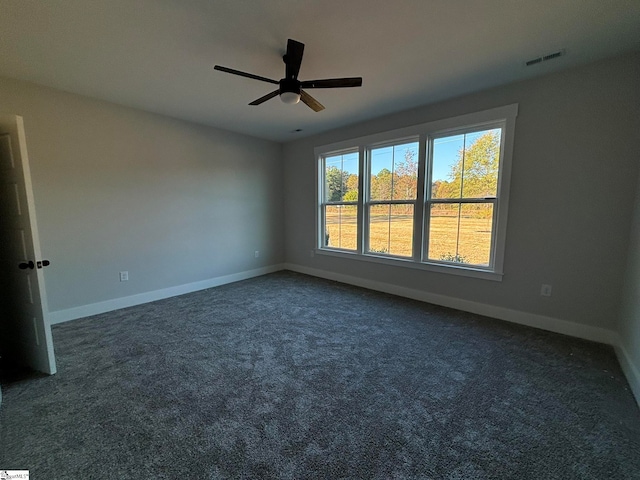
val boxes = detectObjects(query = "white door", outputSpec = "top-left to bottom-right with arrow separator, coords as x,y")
0,113 -> 56,375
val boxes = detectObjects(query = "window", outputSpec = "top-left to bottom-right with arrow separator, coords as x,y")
427,127 -> 501,267
367,141 -> 419,257
321,150 -> 359,250
316,104 -> 517,280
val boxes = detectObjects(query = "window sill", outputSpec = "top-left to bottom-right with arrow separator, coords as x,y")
315,248 -> 503,281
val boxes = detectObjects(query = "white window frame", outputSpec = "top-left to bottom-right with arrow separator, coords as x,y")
318,148 -> 360,252
364,137 -> 420,258
315,104 -> 518,281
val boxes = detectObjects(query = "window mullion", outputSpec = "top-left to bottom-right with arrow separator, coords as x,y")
318,156 -> 324,248
357,145 -> 365,254
422,136 -> 435,262
362,146 -> 371,253
413,133 -> 427,261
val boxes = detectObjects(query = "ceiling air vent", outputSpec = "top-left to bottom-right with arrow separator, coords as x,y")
525,49 -> 565,66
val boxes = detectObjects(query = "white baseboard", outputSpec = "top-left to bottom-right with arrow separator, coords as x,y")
613,336 -> 640,408
49,264 -> 285,324
48,262 -> 637,406
283,263 -> 617,346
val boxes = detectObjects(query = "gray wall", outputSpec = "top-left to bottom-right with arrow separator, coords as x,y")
283,52 -> 640,331
620,165 -> 640,397
0,77 -> 284,312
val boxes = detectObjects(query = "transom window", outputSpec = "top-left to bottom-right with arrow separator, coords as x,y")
316,105 -> 517,280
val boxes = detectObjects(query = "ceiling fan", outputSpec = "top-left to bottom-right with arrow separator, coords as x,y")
214,39 -> 362,112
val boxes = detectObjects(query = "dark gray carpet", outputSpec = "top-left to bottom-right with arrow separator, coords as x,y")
1,271 -> 639,479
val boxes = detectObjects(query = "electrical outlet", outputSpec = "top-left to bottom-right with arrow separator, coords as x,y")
120,271 -> 129,282
310,250 -> 315,258
541,284 -> 552,297
254,250 -> 259,258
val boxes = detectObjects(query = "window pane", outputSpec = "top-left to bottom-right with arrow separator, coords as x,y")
389,204 -> 414,256
427,203 -> 493,266
325,205 -> 357,250
370,142 -> 418,201
325,152 -> 358,202
392,143 -> 418,200
370,146 -> 393,201
368,204 -> 413,257
457,203 -> 493,266
432,134 -> 464,199
427,203 -> 460,261
431,128 -> 501,200
368,204 -> 389,253
461,129 -> 501,199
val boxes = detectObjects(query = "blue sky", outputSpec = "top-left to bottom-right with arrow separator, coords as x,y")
432,135 -> 464,181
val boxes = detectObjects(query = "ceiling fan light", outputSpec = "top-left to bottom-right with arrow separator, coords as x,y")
280,91 -> 301,105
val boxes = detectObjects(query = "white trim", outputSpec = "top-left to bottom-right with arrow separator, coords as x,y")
614,335 -> 640,407
283,263 -> 617,345
49,264 -> 285,324
315,247 -> 503,281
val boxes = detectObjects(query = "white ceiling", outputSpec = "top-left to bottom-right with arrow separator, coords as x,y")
1,0 -> 639,142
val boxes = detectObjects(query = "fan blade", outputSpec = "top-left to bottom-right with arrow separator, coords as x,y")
249,90 -> 280,106
300,77 -> 363,89
300,90 -> 325,112
284,39 -> 304,80
214,65 -> 279,85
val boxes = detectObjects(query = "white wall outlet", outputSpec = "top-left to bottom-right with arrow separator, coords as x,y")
254,250 -> 259,258
119,271 -> 129,282
541,284 -> 552,296
310,250 -> 315,258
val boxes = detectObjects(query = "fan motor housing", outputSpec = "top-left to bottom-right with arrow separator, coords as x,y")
279,78 -> 300,95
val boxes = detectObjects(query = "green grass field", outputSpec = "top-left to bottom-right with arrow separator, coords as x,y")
325,205 -> 493,266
